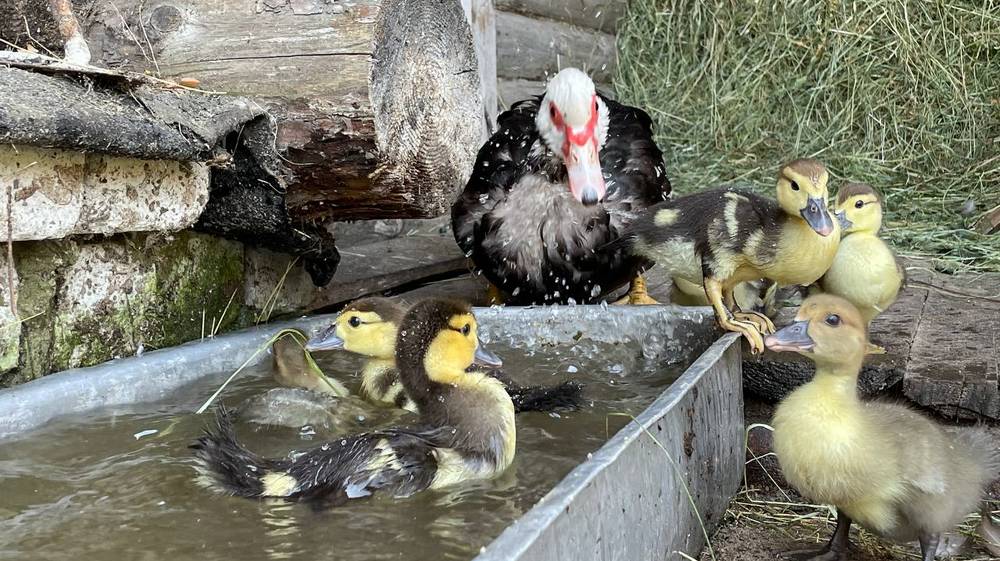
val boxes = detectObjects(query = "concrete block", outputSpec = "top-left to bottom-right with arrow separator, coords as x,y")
0,145 -> 209,241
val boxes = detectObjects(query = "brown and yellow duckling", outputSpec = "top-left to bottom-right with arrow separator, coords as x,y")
623,159 -> 840,353
271,333 -> 350,397
192,298 -> 515,506
819,183 -> 903,354
767,294 -> 999,561
304,297 -> 583,414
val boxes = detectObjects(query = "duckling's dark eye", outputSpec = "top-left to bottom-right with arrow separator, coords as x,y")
790,181 -> 800,191
348,316 -> 361,328
461,323 -> 471,336
825,314 -> 841,327
855,200 -> 864,209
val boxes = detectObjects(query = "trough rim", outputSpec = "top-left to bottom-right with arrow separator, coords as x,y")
474,331 -> 742,561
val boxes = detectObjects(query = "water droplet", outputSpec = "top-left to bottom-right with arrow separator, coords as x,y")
567,365 -> 578,373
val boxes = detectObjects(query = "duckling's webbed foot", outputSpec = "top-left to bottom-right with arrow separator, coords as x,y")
612,274 -> 660,305
780,512 -> 851,561
705,278 -> 766,354
733,310 -> 776,335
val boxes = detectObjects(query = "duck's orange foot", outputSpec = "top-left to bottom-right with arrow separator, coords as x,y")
612,275 -> 660,305
733,310 -> 776,335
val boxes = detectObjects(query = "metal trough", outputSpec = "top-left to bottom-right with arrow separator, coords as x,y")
0,305 -> 744,561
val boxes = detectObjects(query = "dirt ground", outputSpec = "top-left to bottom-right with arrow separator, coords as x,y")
699,398 -> 1000,561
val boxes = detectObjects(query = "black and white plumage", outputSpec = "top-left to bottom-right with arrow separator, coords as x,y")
451,68 -> 670,305
191,299 -> 514,508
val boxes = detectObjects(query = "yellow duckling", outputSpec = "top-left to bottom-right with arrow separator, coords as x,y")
191,298 -> 515,506
819,183 -> 903,354
305,297 -> 583,414
767,294 -> 999,561
624,159 -> 840,353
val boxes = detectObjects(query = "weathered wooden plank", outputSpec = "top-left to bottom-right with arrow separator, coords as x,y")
81,0 -> 485,223
496,10 -> 616,83
498,77 -> 615,109
462,0 -> 498,132
496,0 -> 626,33
904,290 -> 1000,419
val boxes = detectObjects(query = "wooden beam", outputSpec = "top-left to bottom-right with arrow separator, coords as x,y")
496,0 -> 626,33
498,77 -> 615,109
496,10 -> 617,83
462,0 -> 498,133
81,0 -> 486,222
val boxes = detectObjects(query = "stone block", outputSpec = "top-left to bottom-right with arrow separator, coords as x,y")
0,145 -> 209,241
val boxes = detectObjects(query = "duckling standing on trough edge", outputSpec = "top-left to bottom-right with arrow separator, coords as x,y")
304,297 -> 583,414
620,159 -> 840,354
191,298 -> 515,506
767,294 -> 1000,561
818,183 -> 903,354
451,67 -> 670,306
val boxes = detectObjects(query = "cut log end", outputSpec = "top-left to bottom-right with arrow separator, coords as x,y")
285,0 -> 485,222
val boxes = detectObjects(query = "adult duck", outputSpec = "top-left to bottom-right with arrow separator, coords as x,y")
451,67 -> 670,305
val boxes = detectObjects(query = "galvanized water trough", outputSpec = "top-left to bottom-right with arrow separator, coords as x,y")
0,305 -> 744,561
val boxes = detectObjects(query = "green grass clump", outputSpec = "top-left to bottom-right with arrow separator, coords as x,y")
615,0 -> 1000,272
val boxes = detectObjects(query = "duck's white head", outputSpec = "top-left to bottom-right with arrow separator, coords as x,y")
536,68 -> 610,206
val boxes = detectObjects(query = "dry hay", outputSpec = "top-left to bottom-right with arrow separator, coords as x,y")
616,0 -> 1000,272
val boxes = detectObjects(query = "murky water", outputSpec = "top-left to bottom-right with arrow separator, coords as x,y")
0,339 -> 700,561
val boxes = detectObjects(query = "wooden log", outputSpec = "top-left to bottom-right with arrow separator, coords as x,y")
496,0 -> 626,34
498,77 -> 615,109
80,0 -> 486,222
461,0 -> 498,132
496,10 -> 617,84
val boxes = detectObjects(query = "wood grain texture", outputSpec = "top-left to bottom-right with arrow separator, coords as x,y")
496,10 -> 616,83
462,0 -> 498,131
81,0 -> 485,223
498,77 -> 615,109
496,0 -> 626,33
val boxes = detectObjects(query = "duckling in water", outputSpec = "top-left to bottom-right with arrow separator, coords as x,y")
191,299 -> 515,506
272,333 -> 349,397
819,183 -> 903,354
767,294 -> 1000,561
623,160 -> 840,353
305,297 -> 583,414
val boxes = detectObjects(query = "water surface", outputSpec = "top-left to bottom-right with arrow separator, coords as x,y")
0,338 -> 698,561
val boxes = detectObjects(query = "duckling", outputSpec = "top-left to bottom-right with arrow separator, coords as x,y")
191,298 -> 515,506
819,183 -> 903,354
767,294 -> 1000,561
623,159 -> 840,353
271,332 -> 349,397
305,297 -> 583,414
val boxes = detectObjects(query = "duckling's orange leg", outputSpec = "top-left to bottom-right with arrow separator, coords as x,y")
780,511 -> 851,561
724,285 -> 776,334
705,278 -> 765,354
612,274 -> 660,305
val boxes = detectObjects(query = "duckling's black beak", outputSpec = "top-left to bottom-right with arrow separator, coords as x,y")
304,325 -> 344,352
765,320 -> 815,353
473,339 -> 503,368
800,197 -> 835,237
835,209 -> 853,232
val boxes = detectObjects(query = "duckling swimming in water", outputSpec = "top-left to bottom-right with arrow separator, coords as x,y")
272,333 -> 349,397
191,298 -> 515,506
623,160 -> 840,353
305,297 -> 583,414
767,294 -> 1000,561
819,183 -> 903,354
